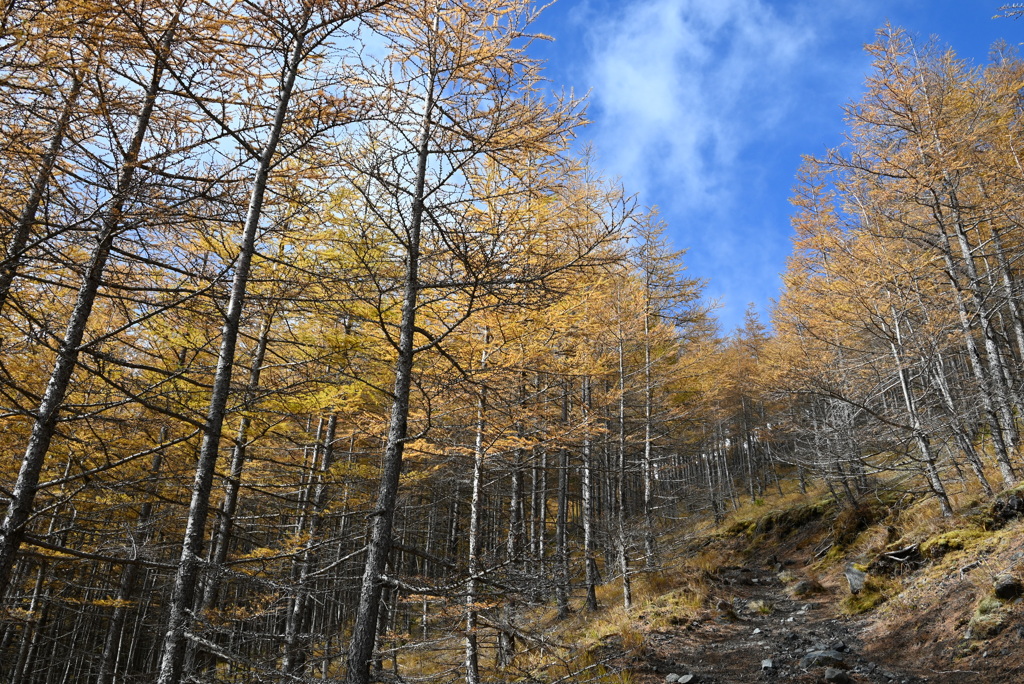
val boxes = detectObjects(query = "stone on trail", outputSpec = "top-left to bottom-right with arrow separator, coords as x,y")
665,675 -> 695,684
823,667 -> 852,683
843,564 -> 866,595
800,650 -> 847,669
761,658 -> 773,670
791,579 -> 823,597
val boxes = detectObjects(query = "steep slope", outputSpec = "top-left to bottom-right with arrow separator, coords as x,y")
564,487 -> 1024,684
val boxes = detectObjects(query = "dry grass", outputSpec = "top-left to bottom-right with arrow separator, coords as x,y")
747,599 -> 773,615
726,481 -> 828,524
554,547 -> 729,669
537,648 -> 637,684
386,465 -> 1024,684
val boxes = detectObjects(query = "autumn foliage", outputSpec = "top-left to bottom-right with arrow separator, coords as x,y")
2,3 -> 1021,683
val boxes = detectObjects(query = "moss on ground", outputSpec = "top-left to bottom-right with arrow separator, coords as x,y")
919,528 -> 991,559
840,575 -> 899,615
966,596 -> 1010,639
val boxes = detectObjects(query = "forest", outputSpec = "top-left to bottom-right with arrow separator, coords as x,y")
1,1 -> 1024,683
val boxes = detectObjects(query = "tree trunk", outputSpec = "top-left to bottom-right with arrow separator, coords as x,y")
344,56 -> 434,684
198,313 -> 272,617
0,70 -> 82,316
155,14 -> 309,682
616,339 -> 632,611
642,309 -> 658,567
464,333 -> 487,684
581,377 -> 599,612
0,14 -> 178,598
97,429 -> 166,684
284,414 -> 338,675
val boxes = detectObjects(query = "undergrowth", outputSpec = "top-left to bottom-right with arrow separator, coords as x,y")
840,575 -> 900,615
401,475 -> 1024,684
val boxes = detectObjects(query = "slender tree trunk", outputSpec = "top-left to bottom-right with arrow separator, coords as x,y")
581,377 -> 599,612
345,59 -> 434,684
97,429 -> 167,684
930,354 -> 995,497
642,311 -> 657,567
155,14 -> 309,682
555,445 -> 570,618
0,14 -> 178,598
616,339 -> 632,611
497,463 -> 521,667
10,565 -> 46,684
0,71 -> 82,316
553,379 -> 570,618
533,448 -> 547,600
465,334 -> 488,684
934,198 -> 1018,486
887,311 -> 952,517
989,224 -> 1024,367
198,313 -> 272,617
284,414 -> 337,675
498,373 -> 527,668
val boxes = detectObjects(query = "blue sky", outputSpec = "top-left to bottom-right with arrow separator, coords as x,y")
527,1 -> 1018,334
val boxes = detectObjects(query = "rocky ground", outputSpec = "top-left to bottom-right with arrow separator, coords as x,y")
587,559 -> 1023,684
629,565 -> 930,684
575,494 -> 1024,684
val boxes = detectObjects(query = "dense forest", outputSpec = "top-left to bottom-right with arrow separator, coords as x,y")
1,1 -> 1023,683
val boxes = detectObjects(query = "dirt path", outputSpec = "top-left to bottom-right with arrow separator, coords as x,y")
633,565 -> 931,684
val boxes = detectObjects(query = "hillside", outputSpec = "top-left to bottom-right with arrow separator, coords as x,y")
549,485 -> 1024,684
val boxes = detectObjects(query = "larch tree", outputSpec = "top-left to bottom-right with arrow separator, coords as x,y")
338,2 -> 624,681
0,0 -> 191,598
154,1 -> 390,681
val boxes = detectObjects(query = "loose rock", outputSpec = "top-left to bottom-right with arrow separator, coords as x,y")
843,564 -> 866,595
993,573 -> 1022,600
987,489 -> 1024,528
716,598 -> 737,620
800,650 -> 847,669
791,579 -> 824,597
824,667 -> 852,683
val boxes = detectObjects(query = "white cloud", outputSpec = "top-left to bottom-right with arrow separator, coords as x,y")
564,0 -> 894,330
580,0 -> 822,207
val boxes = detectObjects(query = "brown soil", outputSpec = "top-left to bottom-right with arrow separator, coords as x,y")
601,513 -> 1024,684
629,565 -> 928,684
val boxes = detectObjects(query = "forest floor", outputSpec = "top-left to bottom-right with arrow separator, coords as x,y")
569,489 -> 1024,684
621,564 -> 955,684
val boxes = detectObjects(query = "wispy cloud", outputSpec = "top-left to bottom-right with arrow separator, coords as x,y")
565,0 -> 890,331
579,0 -> 835,206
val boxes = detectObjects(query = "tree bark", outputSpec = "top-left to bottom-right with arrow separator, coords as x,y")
581,377 -> 599,612
0,13 -> 178,598
616,338 -> 632,611
97,429 -> 166,684
344,53 -> 434,684
155,13 -> 309,682
0,70 -> 82,316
